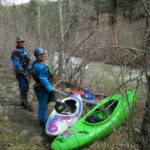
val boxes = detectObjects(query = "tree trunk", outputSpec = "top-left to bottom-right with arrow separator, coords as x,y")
95,0 -> 101,26
140,2 -> 150,149
123,0 -> 127,20
37,0 -> 41,46
109,0 -> 117,26
129,4 -> 133,26
108,0 -> 118,46
58,0 -> 64,78
140,74 -> 150,150
141,0 -> 150,49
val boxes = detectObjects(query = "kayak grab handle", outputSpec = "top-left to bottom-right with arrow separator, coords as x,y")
56,137 -> 64,143
78,130 -> 89,134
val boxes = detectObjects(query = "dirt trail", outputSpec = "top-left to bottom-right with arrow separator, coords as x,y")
0,65 -> 54,150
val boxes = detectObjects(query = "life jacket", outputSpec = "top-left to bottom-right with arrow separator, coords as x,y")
30,60 -> 53,84
30,61 -> 40,83
11,47 -> 30,68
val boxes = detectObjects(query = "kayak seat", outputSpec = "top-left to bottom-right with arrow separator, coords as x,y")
85,100 -> 118,123
64,99 -> 77,113
85,115 -> 104,123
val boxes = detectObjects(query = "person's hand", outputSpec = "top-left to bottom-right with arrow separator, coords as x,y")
20,71 -> 27,77
13,68 -> 18,74
48,91 -> 56,103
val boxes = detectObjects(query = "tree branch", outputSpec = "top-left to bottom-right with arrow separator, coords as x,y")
111,46 -> 150,54
75,45 -> 150,55
140,0 -> 150,17
76,31 -> 94,49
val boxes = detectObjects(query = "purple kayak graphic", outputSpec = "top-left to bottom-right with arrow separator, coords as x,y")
45,94 -> 83,136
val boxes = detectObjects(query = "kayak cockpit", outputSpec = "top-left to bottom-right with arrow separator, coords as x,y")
65,99 -> 77,113
58,99 -> 77,115
84,100 -> 118,124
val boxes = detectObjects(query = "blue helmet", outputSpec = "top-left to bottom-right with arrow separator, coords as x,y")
34,47 -> 45,56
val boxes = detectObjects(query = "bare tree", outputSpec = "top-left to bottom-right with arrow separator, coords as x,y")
37,0 -> 41,46
109,0 -> 117,27
58,0 -> 64,78
139,0 -> 150,149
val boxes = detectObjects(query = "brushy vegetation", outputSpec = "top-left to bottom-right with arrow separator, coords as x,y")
0,0 -> 150,149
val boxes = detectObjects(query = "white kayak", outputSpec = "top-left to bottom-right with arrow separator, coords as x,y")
45,94 -> 83,136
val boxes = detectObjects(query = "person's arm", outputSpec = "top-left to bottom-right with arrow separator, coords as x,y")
38,67 -> 53,92
11,51 -> 23,73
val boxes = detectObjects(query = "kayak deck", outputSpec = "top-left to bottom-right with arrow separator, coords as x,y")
51,90 -> 137,150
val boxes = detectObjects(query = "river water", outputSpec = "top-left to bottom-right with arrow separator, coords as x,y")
48,52 -> 146,95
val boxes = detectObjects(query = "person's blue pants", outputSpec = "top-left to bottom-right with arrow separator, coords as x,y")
35,90 -> 49,128
16,75 -> 29,101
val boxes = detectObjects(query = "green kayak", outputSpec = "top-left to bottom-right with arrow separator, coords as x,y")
51,89 -> 137,150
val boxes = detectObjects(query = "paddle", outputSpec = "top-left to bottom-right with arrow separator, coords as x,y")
49,89 -> 71,113
53,88 -> 97,105
53,80 -> 97,105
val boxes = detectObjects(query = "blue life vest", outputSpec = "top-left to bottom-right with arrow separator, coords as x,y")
31,60 -> 53,92
11,47 -> 30,73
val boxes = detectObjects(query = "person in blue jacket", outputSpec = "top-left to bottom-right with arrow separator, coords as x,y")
11,36 -> 33,111
31,47 -> 56,129
31,47 -> 67,129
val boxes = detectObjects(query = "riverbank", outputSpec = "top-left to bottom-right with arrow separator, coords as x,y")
0,61 -> 146,150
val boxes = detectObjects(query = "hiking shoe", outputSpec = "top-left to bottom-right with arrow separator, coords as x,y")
25,102 -> 33,112
21,100 -> 33,112
20,100 -> 26,108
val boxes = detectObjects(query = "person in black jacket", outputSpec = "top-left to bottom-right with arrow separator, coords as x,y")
11,36 -> 33,111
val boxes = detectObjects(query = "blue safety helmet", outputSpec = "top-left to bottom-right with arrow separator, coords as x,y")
34,47 -> 45,57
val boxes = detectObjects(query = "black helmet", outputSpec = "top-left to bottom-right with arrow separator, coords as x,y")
34,47 -> 45,57
55,101 -> 67,113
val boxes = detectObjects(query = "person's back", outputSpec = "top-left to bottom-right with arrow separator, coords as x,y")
11,47 -> 30,73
